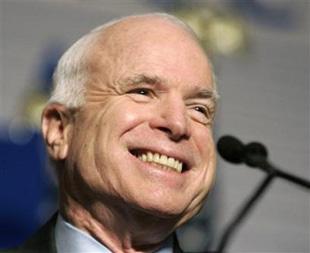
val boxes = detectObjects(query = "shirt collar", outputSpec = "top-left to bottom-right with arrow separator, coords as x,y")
55,214 -> 173,253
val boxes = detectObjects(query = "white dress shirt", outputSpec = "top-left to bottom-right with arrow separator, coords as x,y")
55,215 -> 173,253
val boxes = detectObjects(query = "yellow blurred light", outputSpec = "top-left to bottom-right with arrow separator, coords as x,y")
175,6 -> 248,56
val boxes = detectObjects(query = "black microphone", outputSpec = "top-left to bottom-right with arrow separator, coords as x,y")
244,142 -> 268,168
217,135 -> 310,187
217,135 -> 269,168
217,135 -> 245,164
216,136 -> 310,253
217,135 -> 268,167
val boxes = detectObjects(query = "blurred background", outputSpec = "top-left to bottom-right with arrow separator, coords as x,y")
0,0 -> 309,252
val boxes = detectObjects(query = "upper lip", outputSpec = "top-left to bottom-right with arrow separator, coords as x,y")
128,145 -> 194,171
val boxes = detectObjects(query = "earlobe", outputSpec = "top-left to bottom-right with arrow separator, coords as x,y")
41,103 -> 73,160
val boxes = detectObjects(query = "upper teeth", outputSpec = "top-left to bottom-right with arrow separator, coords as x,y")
137,152 -> 183,173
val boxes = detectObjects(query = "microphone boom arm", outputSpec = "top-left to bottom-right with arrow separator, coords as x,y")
258,160 -> 310,189
216,172 -> 276,253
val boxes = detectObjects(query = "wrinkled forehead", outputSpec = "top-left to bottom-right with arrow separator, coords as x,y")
87,16 -> 214,89
90,16 -> 205,60
98,16 -> 198,46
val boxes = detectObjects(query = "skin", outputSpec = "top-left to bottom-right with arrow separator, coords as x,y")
42,15 -> 217,253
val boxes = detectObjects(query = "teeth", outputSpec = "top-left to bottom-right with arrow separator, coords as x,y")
159,155 -> 167,165
167,157 -> 175,168
137,152 -> 183,173
142,153 -> 147,162
147,152 -> 153,161
153,153 -> 160,162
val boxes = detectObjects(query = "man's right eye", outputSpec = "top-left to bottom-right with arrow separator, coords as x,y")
127,88 -> 152,96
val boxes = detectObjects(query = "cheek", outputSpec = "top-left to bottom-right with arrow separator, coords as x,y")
198,129 -> 217,185
193,126 -> 215,160
105,101 -> 152,136
90,101 -> 151,164
68,116 -> 98,169
192,126 -> 217,183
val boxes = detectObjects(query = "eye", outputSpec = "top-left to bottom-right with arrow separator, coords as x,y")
188,104 -> 214,125
126,87 -> 156,102
193,105 -> 209,118
127,88 -> 152,96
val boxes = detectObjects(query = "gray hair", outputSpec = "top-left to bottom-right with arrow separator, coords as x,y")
49,13 -> 217,108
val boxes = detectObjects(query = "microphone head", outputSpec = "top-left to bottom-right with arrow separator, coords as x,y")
244,142 -> 268,167
217,135 -> 245,164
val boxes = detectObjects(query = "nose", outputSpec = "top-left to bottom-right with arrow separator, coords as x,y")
149,95 -> 191,141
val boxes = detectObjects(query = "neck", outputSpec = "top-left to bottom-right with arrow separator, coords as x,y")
59,193 -> 178,253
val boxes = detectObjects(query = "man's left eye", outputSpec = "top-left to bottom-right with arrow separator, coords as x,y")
194,106 -> 208,117
189,105 -> 213,125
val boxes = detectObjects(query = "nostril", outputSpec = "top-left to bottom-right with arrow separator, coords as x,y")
158,127 -> 180,142
149,110 -> 190,141
158,127 -> 172,135
158,126 -> 190,142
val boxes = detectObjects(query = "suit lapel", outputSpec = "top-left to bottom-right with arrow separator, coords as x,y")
173,232 -> 184,253
19,213 -> 58,253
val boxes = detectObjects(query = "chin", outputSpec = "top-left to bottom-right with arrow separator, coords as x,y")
133,197 -> 191,220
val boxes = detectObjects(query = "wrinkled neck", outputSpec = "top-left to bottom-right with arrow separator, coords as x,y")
59,191 -> 178,253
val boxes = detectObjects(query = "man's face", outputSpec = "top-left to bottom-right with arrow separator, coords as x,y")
66,18 -> 217,225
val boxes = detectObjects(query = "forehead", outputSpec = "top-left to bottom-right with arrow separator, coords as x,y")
89,17 -> 214,90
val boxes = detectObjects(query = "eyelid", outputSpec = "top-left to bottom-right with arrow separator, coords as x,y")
193,104 -> 210,117
127,87 -> 150,94
126,86 -> 157,99
187,102 -> 216,126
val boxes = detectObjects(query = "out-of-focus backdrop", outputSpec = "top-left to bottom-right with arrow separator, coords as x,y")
0,0 -> 309,252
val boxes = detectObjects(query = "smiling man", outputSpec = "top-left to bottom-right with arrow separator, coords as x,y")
4,13 -> 218,253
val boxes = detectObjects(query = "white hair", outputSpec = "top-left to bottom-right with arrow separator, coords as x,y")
49,13 -> 216,108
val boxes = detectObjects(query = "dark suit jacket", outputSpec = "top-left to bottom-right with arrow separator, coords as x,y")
0,214 -> 58,253
0,214 -> 183,253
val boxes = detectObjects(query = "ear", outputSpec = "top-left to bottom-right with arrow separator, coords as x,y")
41,103 -> 74,161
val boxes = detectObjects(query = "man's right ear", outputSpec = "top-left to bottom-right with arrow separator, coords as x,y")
41,103 -> 74,161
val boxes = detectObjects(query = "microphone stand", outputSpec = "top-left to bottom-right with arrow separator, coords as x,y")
259,160 -> 310,189
216,160 -> 310,253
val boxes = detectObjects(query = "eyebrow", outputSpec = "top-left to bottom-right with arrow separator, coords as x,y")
194,89 -> 217,100
120,73 -> 218,100
121,74 -> 164,87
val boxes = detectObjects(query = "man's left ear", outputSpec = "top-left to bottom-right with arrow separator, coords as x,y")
41,103 -> 74,161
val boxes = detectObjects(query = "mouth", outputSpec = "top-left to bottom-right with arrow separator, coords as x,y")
130,149 -> 188,173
